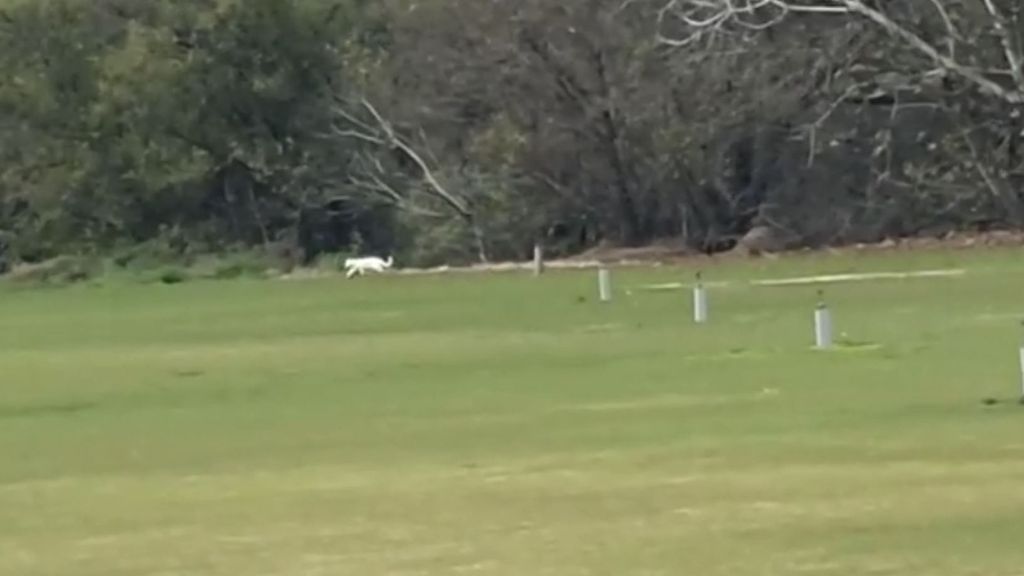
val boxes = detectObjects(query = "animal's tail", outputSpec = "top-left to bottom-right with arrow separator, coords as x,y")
384,255 -> 394,268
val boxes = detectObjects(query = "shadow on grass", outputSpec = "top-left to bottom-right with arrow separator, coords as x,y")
0,400 -> 99,421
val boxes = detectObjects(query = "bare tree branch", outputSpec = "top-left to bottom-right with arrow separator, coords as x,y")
980,0 -> 1024,94
329,126 -> 384,146
961,127 -> 1022,225
356,98 -> 473,219
330,97 -> 379,135
658,0 -> 1024,104
348,172 -> 447,218
925,0 -> 960,59
329,98 -> 473,218
805,81 -> 870,167
329,96 -> 489,262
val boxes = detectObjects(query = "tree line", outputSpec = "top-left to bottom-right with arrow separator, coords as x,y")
1,0 -> 1021,270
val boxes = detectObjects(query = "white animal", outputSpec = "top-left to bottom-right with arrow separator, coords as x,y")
344,255 -> 394,278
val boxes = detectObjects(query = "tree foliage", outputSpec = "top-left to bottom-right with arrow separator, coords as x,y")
0,0 -> 1021,269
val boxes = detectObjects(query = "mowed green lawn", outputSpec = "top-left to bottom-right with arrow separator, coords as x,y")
3,249 -> 1024,576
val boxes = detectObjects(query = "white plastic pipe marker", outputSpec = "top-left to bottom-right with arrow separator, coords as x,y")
693,272 -> 708,324
814,290 -> 833,349
598,267 -> 612,302
1018,321 -> 1024,401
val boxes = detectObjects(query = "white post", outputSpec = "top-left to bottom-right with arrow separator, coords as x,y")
598,267 -> 612,302
814,291 -> 832,349
1018,321 -> 1024,401
693,272 -> 708,324
532,243 -> 544,277
1018,346 -> 1024,401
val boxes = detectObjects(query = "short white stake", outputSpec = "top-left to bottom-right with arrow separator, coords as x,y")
532,243 -> 544,277
1017,347 -> 1024,401
814,291 -> 832,349
598,267 -> 612,302
693,272 -> 708,324
1018,321 -> 1024,401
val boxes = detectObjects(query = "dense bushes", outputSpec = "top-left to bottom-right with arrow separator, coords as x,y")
0,0 -> 1020,271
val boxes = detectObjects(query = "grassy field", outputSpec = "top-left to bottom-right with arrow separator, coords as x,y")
3,248 -> 1024,575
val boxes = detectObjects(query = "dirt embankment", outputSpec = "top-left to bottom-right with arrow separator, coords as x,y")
279,231 -> 1024,280
444,231 -> 1024,271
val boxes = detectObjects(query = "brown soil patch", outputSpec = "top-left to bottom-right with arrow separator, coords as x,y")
281,231 -> 1024,279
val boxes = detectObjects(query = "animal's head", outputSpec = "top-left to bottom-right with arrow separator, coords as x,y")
385,255 -> 394,267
